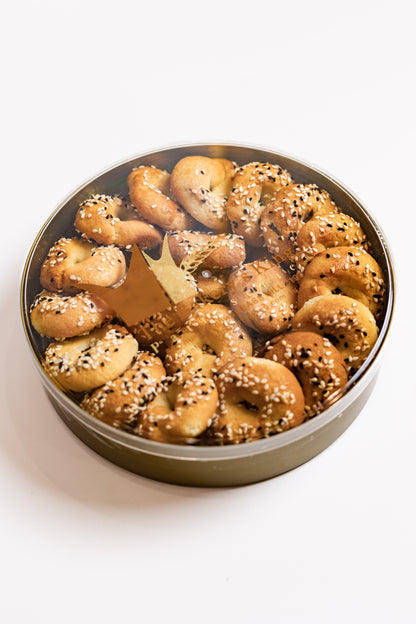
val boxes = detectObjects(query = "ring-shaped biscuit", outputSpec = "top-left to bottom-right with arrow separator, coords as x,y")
291,294 -> 379,373
75,194 -> 162,249
211,356 -> 305,444
226,162 -> 292,247
170,156 -> 236,232
136,372 -> 218,443
263,331 -> 348,417
81,351 -> 166,428
294,212 -> 368,276
128,165 -> 196,231
40,237 -> 126,293
260,183 -> 339,259
30,289 -> 114,339
228,259 -> 297,334
297,246 -> 385,319
167,230 -> 245,270
164,303 -> 252,377
43,323 -> 138,393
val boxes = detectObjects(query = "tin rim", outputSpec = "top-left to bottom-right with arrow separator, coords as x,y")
20,142 -> 396,462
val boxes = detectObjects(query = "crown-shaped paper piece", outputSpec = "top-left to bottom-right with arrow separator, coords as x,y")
141,235 -> 197,304
80,236 -> 196,327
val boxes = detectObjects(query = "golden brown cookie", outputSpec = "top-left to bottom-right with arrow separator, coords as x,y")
40,237 -> 126,293
81,351 -> 166,428
297,246 -> 385,319
164,303 -> 252,377
167,230 -> 245,270
260,183 -> 339,260
136,372 -> 218,443
228,259 -> 297,334
75,194 -> 162,249
30,290 -> 114,339
226,162 -> 292,246
293,212 -> 368,276
43,323 -> 138,393
211,356 -> 305,444
128,165 -> 196,231
170,156 -> 236,232
263,331 -> 348,417
291,295 -> 379,373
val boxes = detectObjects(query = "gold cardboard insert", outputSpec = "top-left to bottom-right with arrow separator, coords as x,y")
81,244 -> 171,326
142,236 -> 197,305
80,238 -> 197,326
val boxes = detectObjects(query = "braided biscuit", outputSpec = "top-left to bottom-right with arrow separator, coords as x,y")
40,237 -> 126,293
75,194 -> 162,249
226,162 -> 292,247
211,357 -> 304,444
81,351 -> 166,428
43,323 -> 138,393
170,156 -> 236,232
297,246 -> 385,319
128,165 -> 196,231
164,303 -> 252,377
136,372 -> 218,443
228,259 -> 297,334
263,331 -> 348,417
30,290 -> 114,340
291,295 -> 379,373
260,183 -> 339,260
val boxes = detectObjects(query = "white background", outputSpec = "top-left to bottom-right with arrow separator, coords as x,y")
1,1 -> 415,622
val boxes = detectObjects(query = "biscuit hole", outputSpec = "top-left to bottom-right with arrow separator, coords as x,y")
239,400 -> 260,412
201,344 -> 216,355
323,333 -> 340,347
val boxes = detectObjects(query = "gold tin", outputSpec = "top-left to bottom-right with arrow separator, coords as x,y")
20,144 -> 395,487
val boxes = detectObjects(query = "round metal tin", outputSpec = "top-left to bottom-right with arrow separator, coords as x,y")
20,143 -> 395,487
